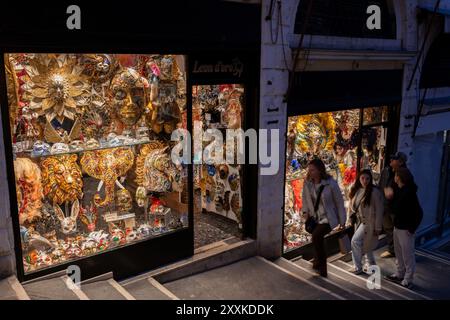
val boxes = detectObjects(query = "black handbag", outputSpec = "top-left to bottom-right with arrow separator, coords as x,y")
305,184 -> 325,234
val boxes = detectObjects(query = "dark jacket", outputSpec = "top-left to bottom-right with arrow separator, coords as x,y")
378,165 -> 406,215
391,183 -> 423,234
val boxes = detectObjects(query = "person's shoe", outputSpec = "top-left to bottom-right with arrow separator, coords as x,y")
380,251 -> 395,258
400,279 -> 413,289
348,267 -> 364,275
385,273 -> 403,283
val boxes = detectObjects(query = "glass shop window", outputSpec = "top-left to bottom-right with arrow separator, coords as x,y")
284,107 -> 388,252
5,53 -> 188,274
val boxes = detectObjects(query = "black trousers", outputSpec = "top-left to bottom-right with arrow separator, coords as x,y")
312,223 -> 332,276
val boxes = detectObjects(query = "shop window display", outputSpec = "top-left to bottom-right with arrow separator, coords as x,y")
284,108 -> 389,252
192,84 -> 244,228
5,53 -> 188,274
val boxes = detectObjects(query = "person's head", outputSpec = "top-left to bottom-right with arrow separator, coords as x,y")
395,167 -> 414,188
333,142 -> 347,156
390,152 -> 407,170
349,169 -> 374,207
307,158 -> 329,182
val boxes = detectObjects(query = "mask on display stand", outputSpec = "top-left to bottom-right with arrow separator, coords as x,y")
116,188 -> 133,213
53,199 -> 80,235
80,202 -> 98,233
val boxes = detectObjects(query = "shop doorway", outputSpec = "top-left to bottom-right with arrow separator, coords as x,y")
192,84 -> 245,249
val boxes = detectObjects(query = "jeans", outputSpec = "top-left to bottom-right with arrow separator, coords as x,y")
394,228 -> 416,283
351,223 -> 376,271
312,223 -> 332,276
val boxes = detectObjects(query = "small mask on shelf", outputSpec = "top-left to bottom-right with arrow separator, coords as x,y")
32,141 -> 51,156
116,189 -> 133,213
50,143 -> 70,155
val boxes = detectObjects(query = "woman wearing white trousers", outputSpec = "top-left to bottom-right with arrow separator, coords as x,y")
346,169 -> 383,274
386,167 -> 423,288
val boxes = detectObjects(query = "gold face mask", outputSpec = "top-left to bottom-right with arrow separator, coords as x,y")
110,68 -> 149,127
41,154 -> 83,205
81,147 -> 134,207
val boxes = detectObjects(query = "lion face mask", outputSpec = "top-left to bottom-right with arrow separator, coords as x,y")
41,155 -> 83,206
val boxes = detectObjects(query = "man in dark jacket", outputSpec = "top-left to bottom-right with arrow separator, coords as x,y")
377,151 -> 408,258
386,167 -> 423,288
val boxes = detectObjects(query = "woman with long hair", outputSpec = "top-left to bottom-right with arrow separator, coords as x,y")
347,169 -> 383,274
302,158 -> 346,277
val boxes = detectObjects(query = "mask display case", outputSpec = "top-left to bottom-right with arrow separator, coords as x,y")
4,53 -> 190,276
283,106 -> 395,253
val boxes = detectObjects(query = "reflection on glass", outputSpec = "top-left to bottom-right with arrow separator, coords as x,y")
360,126 -> 387,184
363,106 -> 389,125
5,53 -> 188,273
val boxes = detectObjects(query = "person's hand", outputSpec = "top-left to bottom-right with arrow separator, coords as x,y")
384,187 -> 394,200
345,220 -> 353,228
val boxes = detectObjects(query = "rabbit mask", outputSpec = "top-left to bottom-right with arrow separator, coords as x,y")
54,199 -> 80,235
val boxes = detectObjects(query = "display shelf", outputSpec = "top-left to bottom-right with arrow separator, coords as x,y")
15,138 -> 160,159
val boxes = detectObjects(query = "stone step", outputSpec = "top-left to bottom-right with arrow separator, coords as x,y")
274,258 -> 360,300
332,259 -> 424,300
161,256 -> 339,300
347,246 -> 443,299
122,277 -> 179,300
121,239 -> 256,286
293,258 -> 384,300
81,273 -> 135,300
23,275 -> 88,300
0,276 -> 30,300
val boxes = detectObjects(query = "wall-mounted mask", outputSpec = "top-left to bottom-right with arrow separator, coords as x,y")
81,147 -> 134,207
41,154 -> 83,205
110,68 -> 149,127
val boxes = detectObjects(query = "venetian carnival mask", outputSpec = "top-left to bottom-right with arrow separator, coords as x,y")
14,158 -> 44,224
41,155 -> 83,205
135,141 -> 166,187
53,199 -> 80,235
143,147 -> 179,193
81,54 -> 117,83
116,188 -> 133,213
24,55 -> 89,123
110,68 -> 149,127
295,113 -> 336,155
80,147 -> 134,207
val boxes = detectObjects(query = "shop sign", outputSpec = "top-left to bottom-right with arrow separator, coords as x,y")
192,58 -> 244,78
